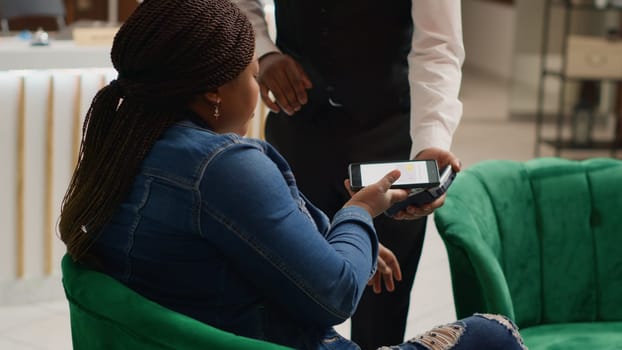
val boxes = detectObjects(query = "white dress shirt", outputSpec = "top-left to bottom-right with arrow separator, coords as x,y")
232,0 -> 465,158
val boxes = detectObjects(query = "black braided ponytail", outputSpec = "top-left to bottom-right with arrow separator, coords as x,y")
59,0 -> 255,262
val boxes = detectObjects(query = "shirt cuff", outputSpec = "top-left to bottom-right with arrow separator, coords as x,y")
256,36 -> 280,60
410,124 -> 454,159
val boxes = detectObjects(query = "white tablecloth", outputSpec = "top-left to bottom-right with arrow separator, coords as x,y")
0,37 -> 112,70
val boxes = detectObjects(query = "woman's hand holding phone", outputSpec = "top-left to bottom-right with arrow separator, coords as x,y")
343,170 -> 406,294
343,169 -> 409,218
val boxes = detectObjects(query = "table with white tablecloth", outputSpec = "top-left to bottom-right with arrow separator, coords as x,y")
0,37 -> 112,70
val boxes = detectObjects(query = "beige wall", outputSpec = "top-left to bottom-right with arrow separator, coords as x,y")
462,0 -> 516,79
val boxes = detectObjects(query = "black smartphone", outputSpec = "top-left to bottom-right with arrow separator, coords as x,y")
348,160 -> 440,191
384,165 -> 456,217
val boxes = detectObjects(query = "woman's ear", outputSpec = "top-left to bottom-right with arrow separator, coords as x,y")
203,91 -> 221,105
188,90 -> 221,122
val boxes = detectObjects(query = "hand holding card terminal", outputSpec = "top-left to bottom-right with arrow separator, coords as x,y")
384,165 -> 456,217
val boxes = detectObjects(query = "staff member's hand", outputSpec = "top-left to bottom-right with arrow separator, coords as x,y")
258,52 -> 312,116
393,147 -> 461,220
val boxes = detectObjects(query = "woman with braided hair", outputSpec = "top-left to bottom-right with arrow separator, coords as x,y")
58,0 -> 526,349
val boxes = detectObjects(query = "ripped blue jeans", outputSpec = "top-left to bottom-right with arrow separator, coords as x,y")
378,314 -> 528,350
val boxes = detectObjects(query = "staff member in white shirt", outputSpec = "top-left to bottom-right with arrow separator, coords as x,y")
232,1 -> 465,348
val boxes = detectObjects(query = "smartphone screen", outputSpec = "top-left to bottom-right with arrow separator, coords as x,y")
349,160 -> 439,190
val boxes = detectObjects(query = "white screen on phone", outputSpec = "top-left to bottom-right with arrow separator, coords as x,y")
360,162 -> 430,187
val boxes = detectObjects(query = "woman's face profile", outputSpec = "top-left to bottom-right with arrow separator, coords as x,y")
215,58 -> 260,136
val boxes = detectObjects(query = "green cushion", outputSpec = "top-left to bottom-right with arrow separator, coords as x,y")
434,157 -> 622,349
61,254 -> 292,350
521,322 -> 622,350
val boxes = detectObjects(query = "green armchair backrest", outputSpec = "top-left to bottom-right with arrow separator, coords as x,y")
434,157 -> 622,329
61,254 -> 292,350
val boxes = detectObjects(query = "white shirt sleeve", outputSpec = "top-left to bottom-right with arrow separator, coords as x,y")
409,0 -> 465,159
231,0 -> 280,58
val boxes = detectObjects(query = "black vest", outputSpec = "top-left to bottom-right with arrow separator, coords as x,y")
274,0 -> 413,126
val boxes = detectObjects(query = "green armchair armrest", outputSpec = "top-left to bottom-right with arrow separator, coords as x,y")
61,254 -> 292,350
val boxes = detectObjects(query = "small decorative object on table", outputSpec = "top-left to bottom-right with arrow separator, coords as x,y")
31,27 -> 50,46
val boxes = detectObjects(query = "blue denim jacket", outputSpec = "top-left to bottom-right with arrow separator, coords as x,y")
91,119 -> 378,349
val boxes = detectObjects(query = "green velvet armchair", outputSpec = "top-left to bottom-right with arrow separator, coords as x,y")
61,254 -> 292,350
434,157 -> 622,349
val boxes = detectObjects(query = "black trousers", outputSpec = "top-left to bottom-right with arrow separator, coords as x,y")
265,101 -> 427,350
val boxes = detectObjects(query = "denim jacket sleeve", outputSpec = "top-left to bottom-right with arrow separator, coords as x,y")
198,142 -> 378,326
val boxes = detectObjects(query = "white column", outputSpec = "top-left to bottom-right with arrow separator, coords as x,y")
108,0 -> 119,24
